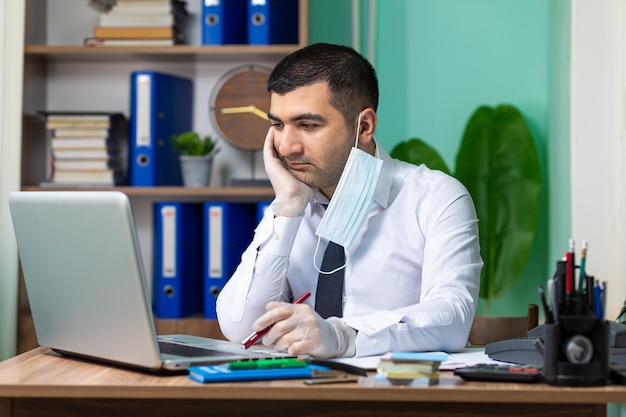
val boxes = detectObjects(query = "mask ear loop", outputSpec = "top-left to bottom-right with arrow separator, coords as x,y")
373,135 -> 380,159
356,111 -> 381,160
354,111 -> 363,148
313,236 -> 348,275
313,111 -> 362,275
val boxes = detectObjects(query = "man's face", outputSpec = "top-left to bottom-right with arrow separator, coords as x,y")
267,82 -> 353,198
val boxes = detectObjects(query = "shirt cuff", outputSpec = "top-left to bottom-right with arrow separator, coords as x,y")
343,311 -> 404,357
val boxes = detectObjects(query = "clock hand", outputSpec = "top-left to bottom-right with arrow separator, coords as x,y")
251,107 -> 269,121
220,105 -> 254,114
220,105 -> 268,121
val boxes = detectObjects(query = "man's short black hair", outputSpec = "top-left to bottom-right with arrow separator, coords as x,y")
267,43 -> 379,125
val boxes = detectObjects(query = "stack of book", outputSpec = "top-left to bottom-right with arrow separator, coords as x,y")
86,0 -> 188,47
371,352 -> 448,386
41,112 -> 128,186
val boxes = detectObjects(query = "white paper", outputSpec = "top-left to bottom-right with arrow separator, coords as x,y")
331,348 -> 505,371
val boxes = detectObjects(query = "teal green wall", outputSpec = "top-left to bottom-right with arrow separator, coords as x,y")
547,1 -> 572,272
309,0 -> 572,317
308,0 -> 352,45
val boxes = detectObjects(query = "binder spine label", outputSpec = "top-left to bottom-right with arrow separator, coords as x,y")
208,205 -> 223,278
136,75 -> 151,147
130,71 -> 191,186
161,205 -> 177,278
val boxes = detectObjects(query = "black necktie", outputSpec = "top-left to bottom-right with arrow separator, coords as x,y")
315,241 -> 345,318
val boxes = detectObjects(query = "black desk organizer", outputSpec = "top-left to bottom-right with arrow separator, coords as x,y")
539,254 -> 610,386
542,314 -> 609,386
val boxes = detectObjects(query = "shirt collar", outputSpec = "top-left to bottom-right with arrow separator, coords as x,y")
373,143 -> 393,209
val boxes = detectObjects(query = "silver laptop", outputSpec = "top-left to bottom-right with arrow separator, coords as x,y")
9,191 -> 278,373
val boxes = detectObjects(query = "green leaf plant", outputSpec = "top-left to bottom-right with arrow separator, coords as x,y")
170,132 -> 220,157
391,105 -> 541,314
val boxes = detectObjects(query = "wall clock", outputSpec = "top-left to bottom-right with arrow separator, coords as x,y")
209,64 -> 273,151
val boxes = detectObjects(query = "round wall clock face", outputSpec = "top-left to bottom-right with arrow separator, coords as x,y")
209,65 -> 272,150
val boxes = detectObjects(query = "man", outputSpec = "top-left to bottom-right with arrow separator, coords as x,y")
216,43 -> 482,359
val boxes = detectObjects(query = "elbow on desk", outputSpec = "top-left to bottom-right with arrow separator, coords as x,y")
215,299 -> 259,344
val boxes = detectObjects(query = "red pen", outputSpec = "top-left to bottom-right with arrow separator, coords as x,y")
241,291 -> 311,350
565,239 -> 575,295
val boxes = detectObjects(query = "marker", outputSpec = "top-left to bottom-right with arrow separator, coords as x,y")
228,358 -> 307,370
241,291 -> 312,350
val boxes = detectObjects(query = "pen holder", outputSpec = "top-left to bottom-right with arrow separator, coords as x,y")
542,315 -> 610,386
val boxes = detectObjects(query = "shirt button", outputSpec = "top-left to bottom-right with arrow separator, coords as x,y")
342,295 -> 348,303
367,324 -> 376,332
271,232 -> 279,239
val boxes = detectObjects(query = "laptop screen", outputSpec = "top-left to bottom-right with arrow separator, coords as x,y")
10,191 -> 165,369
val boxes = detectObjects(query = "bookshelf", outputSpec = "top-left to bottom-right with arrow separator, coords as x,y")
24,45 -> 304,60
17,0 -> 308,354
21,185 -> 275,199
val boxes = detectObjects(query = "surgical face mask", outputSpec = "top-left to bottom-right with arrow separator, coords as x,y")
315,112 -> 383,265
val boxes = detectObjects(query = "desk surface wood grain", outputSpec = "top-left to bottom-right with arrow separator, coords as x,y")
0,346 -> 625,407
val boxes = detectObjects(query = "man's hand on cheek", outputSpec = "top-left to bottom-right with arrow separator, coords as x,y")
263,128 -> 314,217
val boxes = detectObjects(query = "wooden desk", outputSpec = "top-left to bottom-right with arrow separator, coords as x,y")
0,347 -> 625,417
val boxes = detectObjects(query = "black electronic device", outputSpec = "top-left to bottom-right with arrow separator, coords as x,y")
454,363 -> 542,383
485,321 -> 626,366
610,364 -> 626,384
485,337 -> 544,366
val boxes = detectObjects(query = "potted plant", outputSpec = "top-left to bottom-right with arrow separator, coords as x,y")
391,105 -> 541,314
171,132 -> 220,187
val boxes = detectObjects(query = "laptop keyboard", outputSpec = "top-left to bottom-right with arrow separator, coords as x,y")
158,340 -> 231,357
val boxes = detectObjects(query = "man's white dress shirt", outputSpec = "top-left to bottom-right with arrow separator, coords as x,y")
216,145 -> 482,357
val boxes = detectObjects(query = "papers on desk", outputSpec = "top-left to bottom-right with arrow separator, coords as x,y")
442,348 -> 505,370
371,352 -> 447,386
336,348 -> 506,387
332,348 -> 504,371
186,349 -> 505,385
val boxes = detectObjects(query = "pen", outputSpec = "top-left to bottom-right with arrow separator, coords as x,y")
538,285 -> 554,324
242,291 -> 312,350
554,259 -> 566,308
565,239 -> 575,295
228,358 -> 308,370
586,274 -> 594,312
548,278 -> 559,321
578,240 -> 588,293
593,278 -> 604,319
601,281 -> 607,319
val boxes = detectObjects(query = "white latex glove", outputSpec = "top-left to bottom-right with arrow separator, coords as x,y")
253,301 -> 356,359
263,128 -> 314,217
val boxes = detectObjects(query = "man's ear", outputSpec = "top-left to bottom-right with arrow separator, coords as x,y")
358,108 -> 377,145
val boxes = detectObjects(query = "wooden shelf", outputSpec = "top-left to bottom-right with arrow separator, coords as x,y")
24,44 -> 305,63
20,185 -> 274,200
16,0 -> 308,356
155,316 -> 225,340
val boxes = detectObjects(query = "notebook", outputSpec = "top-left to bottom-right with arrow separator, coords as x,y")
9,191 -> 280,373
